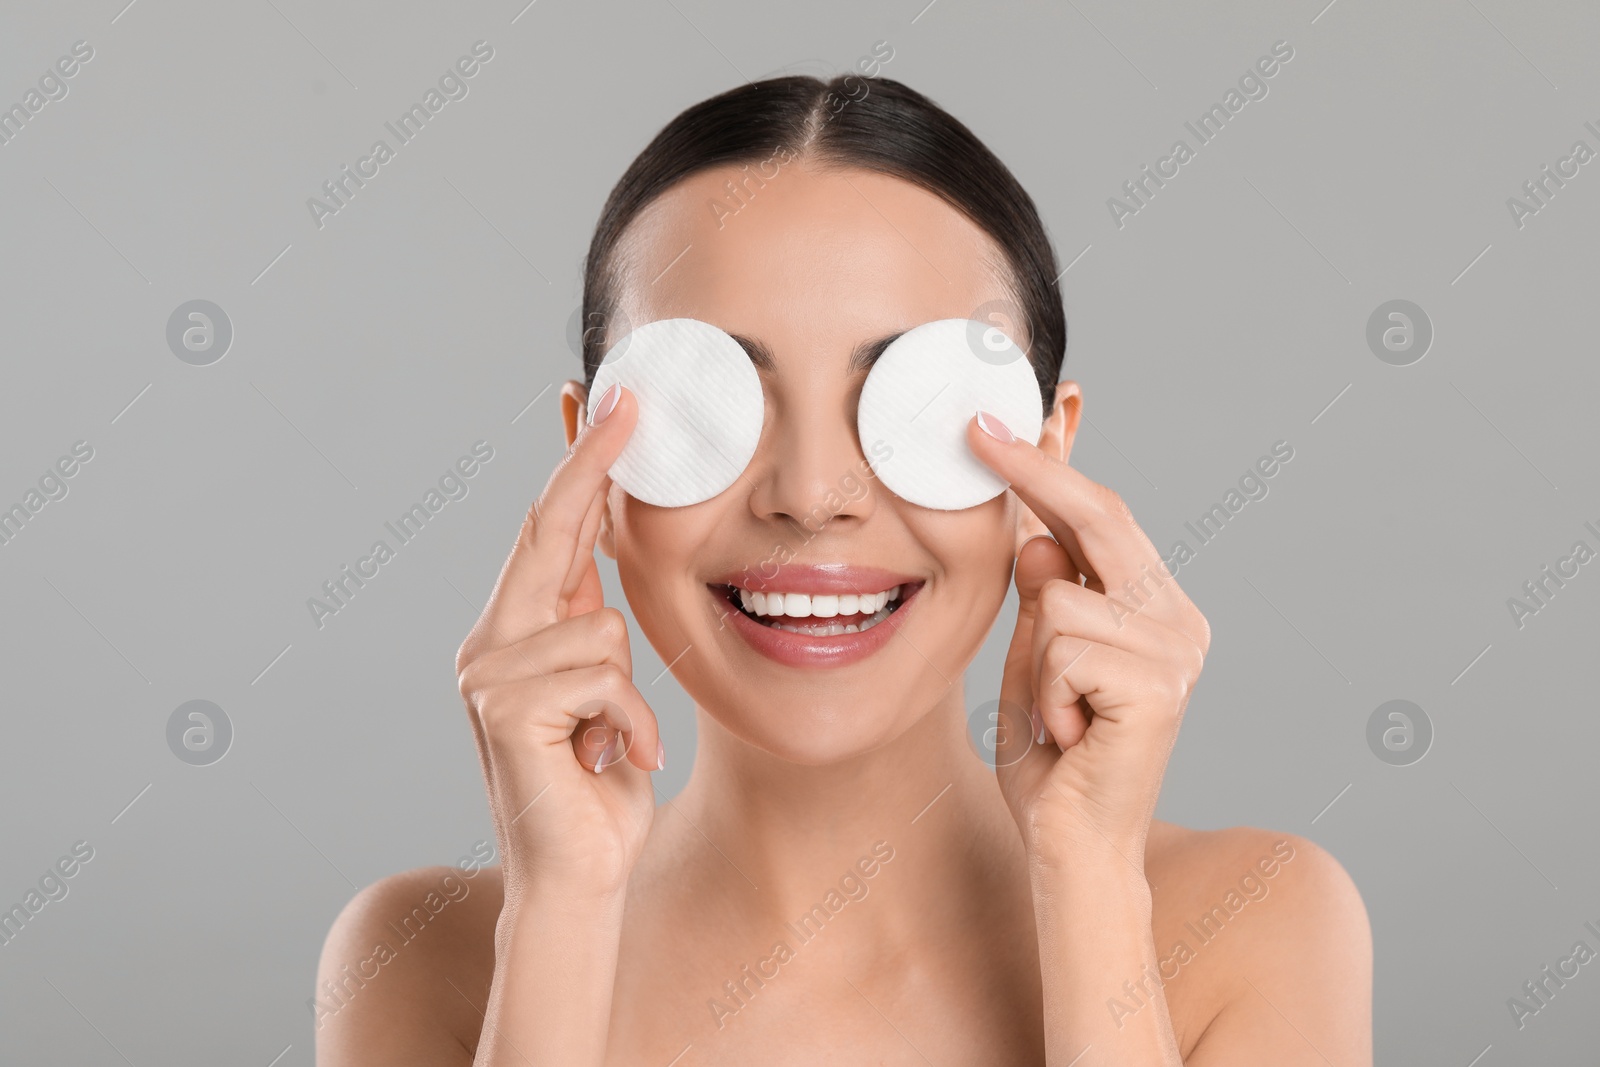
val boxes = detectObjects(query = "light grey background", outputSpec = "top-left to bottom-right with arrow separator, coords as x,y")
2,0 -> 1596,1062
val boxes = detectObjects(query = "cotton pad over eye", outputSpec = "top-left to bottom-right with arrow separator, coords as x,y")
589,318 -> 764,508
857,318 -> 1044,510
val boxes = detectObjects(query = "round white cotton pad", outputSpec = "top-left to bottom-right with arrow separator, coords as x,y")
857,318 -> 1044,510
589,318 -> 764,508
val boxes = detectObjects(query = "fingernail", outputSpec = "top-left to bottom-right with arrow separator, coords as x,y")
1030,702 -> 1045,745
589,383 -> 621,425
594,733 -> 620,774
977,410 -> 1014,443
656,739 -> 666,771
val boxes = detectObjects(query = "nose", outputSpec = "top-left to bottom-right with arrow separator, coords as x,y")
744,385 -> 877,534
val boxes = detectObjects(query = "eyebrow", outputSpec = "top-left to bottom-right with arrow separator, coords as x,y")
727,332 -> 906,375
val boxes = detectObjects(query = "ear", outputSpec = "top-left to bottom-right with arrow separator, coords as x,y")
560,380 -> 619,559
1014,380 -> 1082,551
560,379 -> 588,447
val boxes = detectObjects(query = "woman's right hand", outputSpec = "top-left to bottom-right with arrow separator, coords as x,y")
454,382 -> 660,903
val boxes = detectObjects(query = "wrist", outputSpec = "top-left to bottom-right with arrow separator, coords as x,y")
1020,810 -> 1148,876
497,876 -> 628,944
1026,846 -> 1153,910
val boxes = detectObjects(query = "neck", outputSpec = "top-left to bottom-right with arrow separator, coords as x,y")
667,684 -> 1031,936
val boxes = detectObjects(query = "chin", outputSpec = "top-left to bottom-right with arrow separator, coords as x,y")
704,692 -> 915,767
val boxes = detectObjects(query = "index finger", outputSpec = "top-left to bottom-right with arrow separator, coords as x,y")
480,383 -> 637,642
967,414 -> 1168,596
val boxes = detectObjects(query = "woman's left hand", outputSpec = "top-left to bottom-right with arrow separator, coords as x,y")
968,412 -> 1211,869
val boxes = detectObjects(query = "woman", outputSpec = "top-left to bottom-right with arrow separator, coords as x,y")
317,74 -> 1371,1065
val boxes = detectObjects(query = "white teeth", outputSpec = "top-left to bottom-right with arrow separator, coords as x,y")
733,583 -> 906,626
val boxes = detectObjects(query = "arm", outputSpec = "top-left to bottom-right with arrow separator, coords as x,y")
317,381 -> 660,1066
473,885 -> 628,1065
1028,831 -> 1372,1065
972,411 -> 1201,1064
969,415 -> 1367,1063
453,380 -> 658,1067
1030,850 -> 1181,1064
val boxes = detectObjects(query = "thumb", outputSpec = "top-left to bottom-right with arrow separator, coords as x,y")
1013,534 -> 1071,622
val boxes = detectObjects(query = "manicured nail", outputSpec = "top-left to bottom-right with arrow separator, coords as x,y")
977,410 -> 1014,443
594,733 -> 620,774
1020,534 -> 1056,554
656,739 -> 666,771
589,383 -> 621,425
1030,702 -> 1045,745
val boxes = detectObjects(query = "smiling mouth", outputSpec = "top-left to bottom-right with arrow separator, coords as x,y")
715,582 -> 919,636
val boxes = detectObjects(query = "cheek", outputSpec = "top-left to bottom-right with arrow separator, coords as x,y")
906,494 -> 1017,626
958,502 -> 1017,610
614,495 -> 686,579
611,493 -> 721,626
915,493 -> 1016,577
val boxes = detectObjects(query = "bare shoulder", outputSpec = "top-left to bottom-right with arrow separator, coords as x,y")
314,863 -> 506,1066
1143,822 -> 1372,1064
1145,821 -> 1365,914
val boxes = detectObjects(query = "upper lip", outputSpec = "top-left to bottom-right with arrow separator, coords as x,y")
710,563 -> 923,596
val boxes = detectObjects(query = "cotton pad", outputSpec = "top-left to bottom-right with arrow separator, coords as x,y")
589,318 -> 765,508
856,318 -> 1044,510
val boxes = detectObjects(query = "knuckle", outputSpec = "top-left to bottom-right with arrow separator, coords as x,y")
516,496 -> 553,563
593,661 -> 630,696
521,496 -> 543,543
1143,669 -> 1180,707
592,607 -> 628,647
1044,635 -> 1082,678
477,695 -> 509,733
1093,485 -> 1135,527
1192,608 -> 1213,656
454,632 -> 483,680
457,659 -> 485,704
1157,669 -> 1191,712
1040,637 -> 1062,676
1038,577 -> 1078,615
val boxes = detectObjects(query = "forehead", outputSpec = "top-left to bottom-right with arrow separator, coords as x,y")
611,161 -> 1018,363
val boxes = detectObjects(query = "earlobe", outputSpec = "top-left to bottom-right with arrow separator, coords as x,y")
1044,380 -> 1083,464
559,380 -> 589,450
598,505 -> 617,559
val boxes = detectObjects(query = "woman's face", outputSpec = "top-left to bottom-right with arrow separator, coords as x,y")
580,160 -> 1073,765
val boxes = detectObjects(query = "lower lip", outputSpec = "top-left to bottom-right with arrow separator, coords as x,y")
715,585 -> 920,668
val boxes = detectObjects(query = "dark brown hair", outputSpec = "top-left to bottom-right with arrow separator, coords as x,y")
579,74 -> 1066,418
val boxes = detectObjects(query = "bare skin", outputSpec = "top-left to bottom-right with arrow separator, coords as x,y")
316,160 -> 1371,1065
